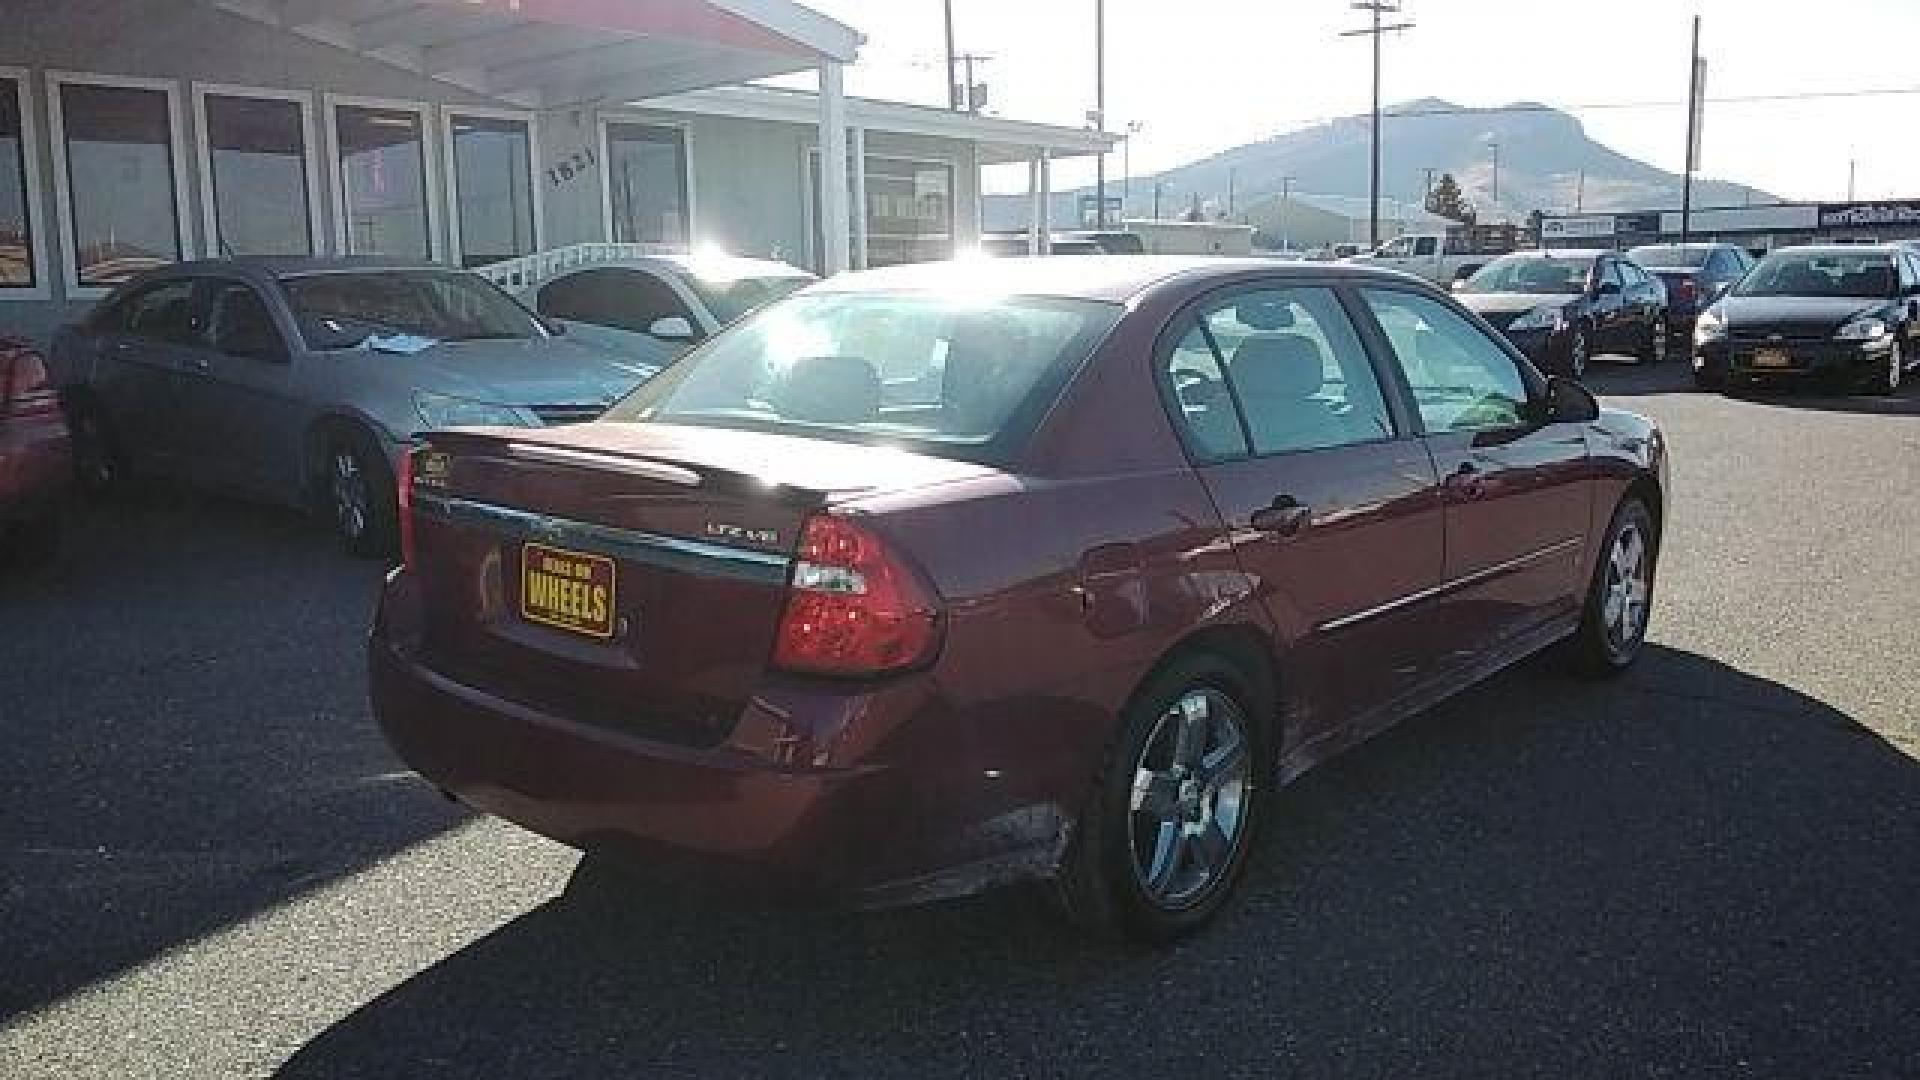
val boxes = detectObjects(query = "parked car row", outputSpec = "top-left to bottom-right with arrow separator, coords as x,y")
1453,249 -> 1669,377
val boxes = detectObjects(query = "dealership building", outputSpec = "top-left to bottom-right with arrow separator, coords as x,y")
1540,199 -> 1920,252
0,0 -> 1114,344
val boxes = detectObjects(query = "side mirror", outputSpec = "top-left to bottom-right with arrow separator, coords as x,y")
648,316 -> 695,342
1542,375 -> 1600,424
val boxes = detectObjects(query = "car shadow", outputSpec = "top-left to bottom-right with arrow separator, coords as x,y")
0,483 -> 469,1020
1582,357 -> 1920,415
278,646 -> 1920,1079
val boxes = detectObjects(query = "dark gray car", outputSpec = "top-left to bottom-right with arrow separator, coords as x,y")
49,258 -> 663,555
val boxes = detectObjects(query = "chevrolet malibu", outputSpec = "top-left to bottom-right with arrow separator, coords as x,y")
371,258 -> 1669,941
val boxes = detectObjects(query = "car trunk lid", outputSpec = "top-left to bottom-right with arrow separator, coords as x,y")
404,423 -> 987,746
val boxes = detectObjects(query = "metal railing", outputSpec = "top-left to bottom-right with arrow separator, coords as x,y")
472,242 -> 684,292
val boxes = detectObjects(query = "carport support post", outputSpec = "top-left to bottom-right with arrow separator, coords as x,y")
850,126 -> 869,271
818,62 -> 852,275
1027,154 -> 1041,255
1038,149 -> 1052,254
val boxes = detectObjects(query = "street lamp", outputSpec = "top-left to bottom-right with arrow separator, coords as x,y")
1119,120 -> 1143,218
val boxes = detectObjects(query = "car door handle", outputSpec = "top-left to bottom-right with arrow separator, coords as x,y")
1250,495 -> 1312,537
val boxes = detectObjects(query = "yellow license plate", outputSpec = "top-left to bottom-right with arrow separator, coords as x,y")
1752,348 -> 1793,368
520,543 -> 616,639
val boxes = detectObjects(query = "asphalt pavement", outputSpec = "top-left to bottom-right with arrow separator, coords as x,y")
1,358 -> 1915,1079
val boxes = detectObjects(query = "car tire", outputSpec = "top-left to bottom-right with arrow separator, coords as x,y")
321,427 -> 398,559
1640,323 -> 1668,365
1565,496 -> 1659,677
1691,359 -> 1724,391
1868,342 -> 1902,396
65,398 -> 124,496
1568,326 -> 1591,379
1052,651 -> 1272,943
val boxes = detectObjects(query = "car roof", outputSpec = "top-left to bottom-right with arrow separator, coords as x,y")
806,256 -> 1433,303
141,255 -> 447,280
615,253 -> 812,278
1510,248 -> 1609,261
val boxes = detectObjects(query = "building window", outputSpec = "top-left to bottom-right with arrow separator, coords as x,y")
450,113 -> 534,268
203,93 -> 313,256
0,76 -> 35,289
55,80 -> 183,288
810,154 -> 957,272
864,157 -> 954,267
335,104 -> 429,259
605,122 -> 687,245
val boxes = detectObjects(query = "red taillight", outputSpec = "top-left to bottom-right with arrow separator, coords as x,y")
772,513 -> 941,677
397,446 -> 417,567
2,347 -> 60,419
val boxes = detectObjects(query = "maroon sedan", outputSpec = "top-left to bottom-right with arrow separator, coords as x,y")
0,336 -> 69,556
371,258 -> 1668,941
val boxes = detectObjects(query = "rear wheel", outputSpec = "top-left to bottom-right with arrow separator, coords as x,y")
1568,326 -> 1591,378
322,428 -> 397,559
65,399 -> 123,496
1566,496 -> 1658,676
1053,653 -> 1270,943
1640,321 -> 1669,364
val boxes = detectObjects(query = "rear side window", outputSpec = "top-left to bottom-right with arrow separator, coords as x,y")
538,267 -> 693,334
1162,320 -> 1249,460
602,292 -> 1122,459
105,278 -> 199,345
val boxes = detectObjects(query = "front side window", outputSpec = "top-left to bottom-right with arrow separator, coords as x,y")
1197,287 -> 1394,456
605,123 -> 687,245
335,105 -> 429,258
1,77 -> 36,288
1737,250 -> 1897,298
205,281 -> 285,357
450,114 -> 535,268
1362,288 -> 1530,433
602,293 -> 1122,459
204,94 -> 312,255
58,82 -> 182,288
280,270 -> 540,351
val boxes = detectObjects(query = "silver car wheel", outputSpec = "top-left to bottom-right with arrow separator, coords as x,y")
1129,687 -> 1252,910
1892,343 -> 1904,392
1651,327 -> 1668,364
330,448 -> 368,540
1571,329 -> 1590,378
1602,522 -> 1651,649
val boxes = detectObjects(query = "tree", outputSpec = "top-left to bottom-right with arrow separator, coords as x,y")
1426,172 -> 1476,225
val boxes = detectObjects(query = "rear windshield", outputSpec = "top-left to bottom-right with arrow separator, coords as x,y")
1629,245 -> 1712,269
600,292 -> 1122,460
280,269 -> 543,351
686,274 -> 812,325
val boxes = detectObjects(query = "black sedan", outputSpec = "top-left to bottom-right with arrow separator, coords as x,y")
1692,244 -> 1920,394
1453,250 -> 1668,377
1628,242 -> 1755,338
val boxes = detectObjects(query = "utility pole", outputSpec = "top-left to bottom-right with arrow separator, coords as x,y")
1848,158 -> 1857,202
1575,169 -> 1585,213
1487,138 -> 1500,209
1121,120 -> 1143,216
1227,167 -> 1237,220
943,0 -> 959,110
1340,2 -> 1413,248
1093,0 -> 1107,227
1681,14 -> 1701,244
1422,167 -> 1436,210
955,53 -> 992,112
1280,175 -> 1295,252
1153,181 -> 1164,221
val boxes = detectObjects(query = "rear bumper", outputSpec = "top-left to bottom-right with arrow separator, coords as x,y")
0,421 -> 71,522
369,569 -> 1066,904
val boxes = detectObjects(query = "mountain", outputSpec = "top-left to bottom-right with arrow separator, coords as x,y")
986,98 -> 1777,236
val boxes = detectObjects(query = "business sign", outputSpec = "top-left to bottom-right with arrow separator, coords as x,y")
1541,215 -> 1616,240
1818,201 -> 1920,229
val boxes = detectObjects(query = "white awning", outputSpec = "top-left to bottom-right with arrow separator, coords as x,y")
207,0 -> 862,107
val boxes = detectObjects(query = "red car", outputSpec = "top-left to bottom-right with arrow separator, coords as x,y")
372,258 -> 1668,941
0,336 -> 69,556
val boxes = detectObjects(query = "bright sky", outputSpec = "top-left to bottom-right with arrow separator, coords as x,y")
791,0 -> 1920,202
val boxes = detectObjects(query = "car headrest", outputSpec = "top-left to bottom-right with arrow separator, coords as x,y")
770,355 -> 879,424
1234,297 -> 1296,331
1230,333 -> 1324,400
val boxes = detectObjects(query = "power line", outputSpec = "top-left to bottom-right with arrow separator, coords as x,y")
1357,85 -> 1920,123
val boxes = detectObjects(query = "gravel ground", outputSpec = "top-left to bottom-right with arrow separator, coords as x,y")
1,359 -> 1915,1079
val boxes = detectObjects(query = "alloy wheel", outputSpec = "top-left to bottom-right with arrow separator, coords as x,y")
1651,327 -> 1668,365
1601,521 -> 1651,651
1571,330 -> 1590,378
1892,344 -> 1904,393
329,448 -> 369,541
1128,686 -> 1252,910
